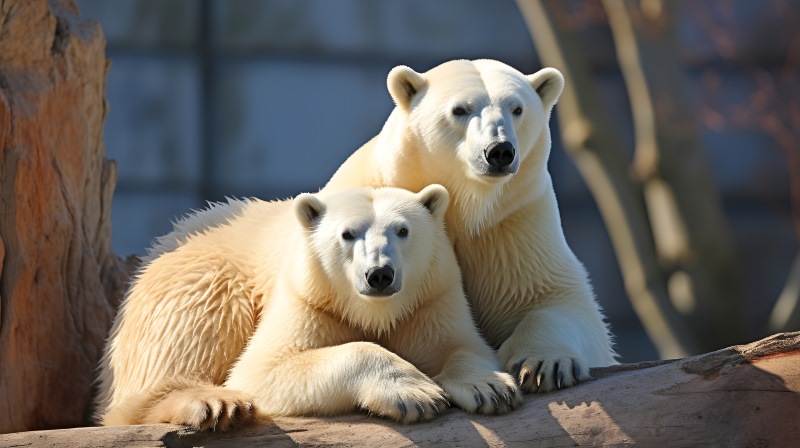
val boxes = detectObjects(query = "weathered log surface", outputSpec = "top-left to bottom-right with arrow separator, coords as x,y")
0,0 -> 131,433
2,332 -> 798,447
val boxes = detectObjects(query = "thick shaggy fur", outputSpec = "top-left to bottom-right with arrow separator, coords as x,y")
324,59 -> 617,392
95,186 -> 521,430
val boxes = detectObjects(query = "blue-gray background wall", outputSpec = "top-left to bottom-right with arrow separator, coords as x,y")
75,0 -> 799,362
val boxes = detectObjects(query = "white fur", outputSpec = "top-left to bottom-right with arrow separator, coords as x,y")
324,59 -> 617,393
95,186 -> 522,430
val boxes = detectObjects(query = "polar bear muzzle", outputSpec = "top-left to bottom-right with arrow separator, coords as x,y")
484,141 -> 516,174
363,265 -> 397,296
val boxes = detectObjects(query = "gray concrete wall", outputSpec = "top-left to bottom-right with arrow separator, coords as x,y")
76,0 -> 798,362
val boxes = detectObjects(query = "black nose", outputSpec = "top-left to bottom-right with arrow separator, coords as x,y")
485,141 -> 516,169
366,266 -> 394,290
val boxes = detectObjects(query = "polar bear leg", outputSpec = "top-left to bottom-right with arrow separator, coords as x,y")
496,289 -> 617,393
102,379 -> 255,431
227,341 -> 449,424
414,289 -> 523,415
139,381 -> 256,431
433,350 -> 523,415
102,378 -> 256,431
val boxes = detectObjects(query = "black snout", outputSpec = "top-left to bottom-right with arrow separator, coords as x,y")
485,141 -> 516,169
366,266 -> 394,291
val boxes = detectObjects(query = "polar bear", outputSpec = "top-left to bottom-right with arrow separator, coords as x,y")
324,59 -> 617,392
95,185 -> 521,430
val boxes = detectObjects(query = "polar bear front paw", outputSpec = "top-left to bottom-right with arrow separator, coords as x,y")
507,355 -> 591,393
436,370 -> 523,415
358,375 -> 449,424
142,386 -> 256,431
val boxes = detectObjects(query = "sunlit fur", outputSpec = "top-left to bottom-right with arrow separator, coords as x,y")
324,59 -> 617,392
95,186 -> 522,429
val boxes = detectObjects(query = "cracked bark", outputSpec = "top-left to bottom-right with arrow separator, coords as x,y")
0,0 -> 132,433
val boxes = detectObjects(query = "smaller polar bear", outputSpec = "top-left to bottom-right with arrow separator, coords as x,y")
95,185 -> 521,430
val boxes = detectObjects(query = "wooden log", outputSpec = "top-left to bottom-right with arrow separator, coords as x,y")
1,332 -> 797,447
0,0 -> 131,433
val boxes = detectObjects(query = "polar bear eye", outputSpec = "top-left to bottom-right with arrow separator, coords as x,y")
341,231 -> 355,241
513,106 -> 523,116
397,228 -> 409,238
452,106 -> 469,116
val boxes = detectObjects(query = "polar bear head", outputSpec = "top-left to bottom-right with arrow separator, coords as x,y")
385,59 -> 564,232
293,185 -> 452,331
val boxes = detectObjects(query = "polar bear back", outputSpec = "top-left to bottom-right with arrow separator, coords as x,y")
97,198 -> 296,413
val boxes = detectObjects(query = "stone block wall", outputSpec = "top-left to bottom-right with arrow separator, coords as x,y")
75,0 -> 798,361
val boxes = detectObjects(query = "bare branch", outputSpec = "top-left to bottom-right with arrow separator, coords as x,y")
516,0 -> 700,357
601,0 -> 745,349
770,253 -> 800,331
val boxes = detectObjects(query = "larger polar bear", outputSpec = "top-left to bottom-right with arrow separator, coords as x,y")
95,186 -> 521,430
324,59 -> 617,391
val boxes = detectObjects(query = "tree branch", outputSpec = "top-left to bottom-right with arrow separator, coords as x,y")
770,253 -> 800,332
602,0 -> 746,352
516,0 -> 700,357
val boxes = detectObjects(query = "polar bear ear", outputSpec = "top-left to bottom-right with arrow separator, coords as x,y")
527,68 -> 565,113
387,65 -> 427,111
417,184 -> 450,221
294,193 -> 327,229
